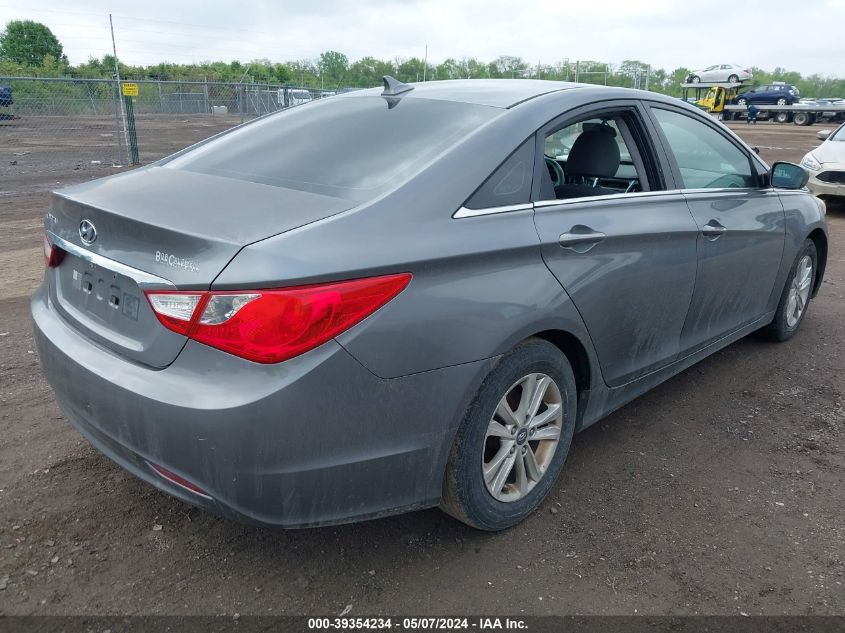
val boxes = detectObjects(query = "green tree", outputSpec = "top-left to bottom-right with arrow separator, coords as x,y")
493,55 -> 528,78
0,20 -> 66,66
319,50 -> 349,88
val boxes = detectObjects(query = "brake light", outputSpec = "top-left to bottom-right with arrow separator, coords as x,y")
145,273 -> 412,363
43,234 -> 65,268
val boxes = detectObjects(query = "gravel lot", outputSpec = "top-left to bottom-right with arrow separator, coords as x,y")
0,118 -> 843,616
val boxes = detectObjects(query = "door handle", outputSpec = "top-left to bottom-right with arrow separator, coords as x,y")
701,219 -> 728,240
559,226 -> 606,252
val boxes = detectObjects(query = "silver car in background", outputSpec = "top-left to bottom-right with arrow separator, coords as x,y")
687,64 -> 752,83
802,123 -> 845,200
34,78 -> 826,531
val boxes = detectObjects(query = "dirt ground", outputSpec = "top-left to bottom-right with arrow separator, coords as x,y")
0,118 -> 843,616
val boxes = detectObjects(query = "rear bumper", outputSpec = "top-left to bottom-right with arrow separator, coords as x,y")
32,283 -> 491,527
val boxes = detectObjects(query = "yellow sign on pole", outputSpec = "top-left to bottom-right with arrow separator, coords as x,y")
122,82 -> 139,97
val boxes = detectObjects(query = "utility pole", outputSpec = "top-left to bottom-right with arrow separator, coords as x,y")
109,14 -> 129,165
423,45 -> 428,82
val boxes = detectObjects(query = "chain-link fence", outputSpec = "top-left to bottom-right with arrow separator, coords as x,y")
0,76 -> 338,178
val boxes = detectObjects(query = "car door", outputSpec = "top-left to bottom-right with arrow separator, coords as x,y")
532,102 -> 700,387
746,86 -> 766,104
647,105 -> 785,354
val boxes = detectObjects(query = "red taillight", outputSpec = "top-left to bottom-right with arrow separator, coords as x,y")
147,462 -> 210,498
145,273 -> 412,364
43,234 -> 65,268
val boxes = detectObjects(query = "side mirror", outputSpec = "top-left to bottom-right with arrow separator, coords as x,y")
817,129 -> 831,141
771,162 -> 809,190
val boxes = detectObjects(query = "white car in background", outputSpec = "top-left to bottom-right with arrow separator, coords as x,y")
277,88 -> 314,107
802,123 -> 845,200
686,64 -> 752,83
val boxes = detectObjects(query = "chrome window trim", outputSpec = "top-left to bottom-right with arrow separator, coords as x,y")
454,185 -> 785,217
452,203 -> 534,219
678,187 -> 775,196
47,231 -> 176,290
533,189 -> 684,208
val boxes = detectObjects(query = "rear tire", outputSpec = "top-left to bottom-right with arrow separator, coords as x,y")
794,112 -> 810,126
762,239 -> 817,342
440,338 -> 577,531
690,75 -> 700,83
775,112 -> 789,123
728,74 -> 739,83
737,98 -> 747,105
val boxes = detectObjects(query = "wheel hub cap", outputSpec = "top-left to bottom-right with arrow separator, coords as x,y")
482,372 -> 564,503
785,255 -> 813,328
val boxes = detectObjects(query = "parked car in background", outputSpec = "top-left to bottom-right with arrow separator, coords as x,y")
734,83 -> 800,105
686,64 -> 752,83
0,84 -> 13,107
289,89 -> 313,106
34,78 -> 827,531
802,122 -> 845,200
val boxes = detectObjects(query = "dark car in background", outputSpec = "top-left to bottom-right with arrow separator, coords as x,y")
34,78 -> 827,531
734,83 -> 800,105
0,84 -> 13,107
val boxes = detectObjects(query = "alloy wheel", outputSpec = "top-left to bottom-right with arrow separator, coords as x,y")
785,255 -> 813,328
482,373 -> 563,503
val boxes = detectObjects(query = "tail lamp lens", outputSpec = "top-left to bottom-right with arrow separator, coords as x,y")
43,234 -> 65,268
145,273 -> 411,364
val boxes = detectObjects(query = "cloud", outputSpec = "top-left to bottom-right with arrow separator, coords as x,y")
3,0 -> 843,76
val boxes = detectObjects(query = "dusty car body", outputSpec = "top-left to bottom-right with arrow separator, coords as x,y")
34,79 -> 827,530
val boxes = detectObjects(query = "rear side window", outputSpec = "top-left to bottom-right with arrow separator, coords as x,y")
652,108 -> 755,189
165,96 -> 499,204
465,139 -> 534,209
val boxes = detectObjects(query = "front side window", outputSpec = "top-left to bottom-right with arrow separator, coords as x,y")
652,108 -> 755,189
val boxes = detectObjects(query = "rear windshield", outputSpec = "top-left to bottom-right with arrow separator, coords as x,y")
164,96 -> 499,203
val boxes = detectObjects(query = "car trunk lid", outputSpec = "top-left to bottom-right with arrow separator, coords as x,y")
44,166 -> 354,368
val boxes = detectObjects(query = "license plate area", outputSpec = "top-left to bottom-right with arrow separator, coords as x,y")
50,253 -> 187,367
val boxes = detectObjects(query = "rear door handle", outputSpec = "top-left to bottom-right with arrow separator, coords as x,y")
701,219 -> 728,240
559,225 -> 606,252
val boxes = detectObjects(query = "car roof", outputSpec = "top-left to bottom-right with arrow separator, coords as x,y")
342,79 -> 582,108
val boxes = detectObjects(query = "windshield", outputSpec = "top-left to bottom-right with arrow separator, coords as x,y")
164,96 -> 499,203
831,124 -> 845,141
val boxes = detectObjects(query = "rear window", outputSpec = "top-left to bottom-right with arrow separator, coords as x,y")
164,96 -> 499,203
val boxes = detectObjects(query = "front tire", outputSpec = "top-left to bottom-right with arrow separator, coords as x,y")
728,74 -> 739,83
440,338 -> 577,531
763,239 -> 817,342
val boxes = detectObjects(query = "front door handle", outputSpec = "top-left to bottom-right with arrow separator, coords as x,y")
701,219 -> 728,240
559,225 -> 607,252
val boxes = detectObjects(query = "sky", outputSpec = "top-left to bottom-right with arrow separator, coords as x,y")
1,0 -> 844,76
